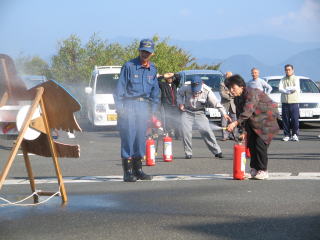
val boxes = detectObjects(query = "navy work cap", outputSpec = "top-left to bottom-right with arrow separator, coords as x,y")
138,39 -> 155,53
191,75 -> 203,93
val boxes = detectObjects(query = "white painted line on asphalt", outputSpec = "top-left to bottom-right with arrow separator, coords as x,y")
298,172 -> 320,176
2,172 -> 320,185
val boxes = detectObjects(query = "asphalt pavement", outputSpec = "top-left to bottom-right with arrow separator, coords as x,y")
0,120 -> 319,240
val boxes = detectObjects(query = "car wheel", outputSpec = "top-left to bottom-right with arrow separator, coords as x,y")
90,112 -> 97,131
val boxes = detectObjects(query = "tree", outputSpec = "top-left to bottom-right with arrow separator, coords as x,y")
51,34 -> 87,83
50,33 -> 221,84
51,34 -> 129,83
15,55 -> 52,79
84,34 -> 127,69
152,35 -> 196,74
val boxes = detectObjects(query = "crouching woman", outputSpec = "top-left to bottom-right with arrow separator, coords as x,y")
226,74 -> 279,180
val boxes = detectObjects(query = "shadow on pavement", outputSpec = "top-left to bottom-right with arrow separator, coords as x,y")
173,214 -> 320,240
268,152 -> 320,161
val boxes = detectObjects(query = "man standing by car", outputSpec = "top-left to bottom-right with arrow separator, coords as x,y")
114,39 -> 160,182
177,75 -> 231,159
247,68 -> 272,94
279,64 -> 300,142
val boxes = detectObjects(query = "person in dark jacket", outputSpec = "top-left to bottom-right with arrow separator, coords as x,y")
226,74 -> 279,180
158,72 -> 180,139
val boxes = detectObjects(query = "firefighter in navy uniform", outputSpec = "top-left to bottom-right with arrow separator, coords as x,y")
114,39 -> 160,182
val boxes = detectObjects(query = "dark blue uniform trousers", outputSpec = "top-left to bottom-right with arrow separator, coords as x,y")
282,103 -> 299,137
118,100 -> 150,159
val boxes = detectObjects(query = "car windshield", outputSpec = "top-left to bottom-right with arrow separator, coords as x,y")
268,78 -> 320,94
300,79 -> 320,93
186,74 -> 224,91
95,73 -> 119,94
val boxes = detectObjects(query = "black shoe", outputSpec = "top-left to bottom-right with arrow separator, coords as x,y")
122,159 -> 137,182
124,173 -> 137,182
132,158 -> 153,180
135,171 -> 153,180
215,153 -> 223,158
185,155 -> 192,159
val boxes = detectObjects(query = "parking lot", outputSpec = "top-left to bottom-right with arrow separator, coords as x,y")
0,120 -> 319,240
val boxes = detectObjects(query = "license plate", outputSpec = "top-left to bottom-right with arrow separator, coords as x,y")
210,111 -> 220,117
206,108 -> 221,118
300,110 -> 313,118
107,114 -> 117,121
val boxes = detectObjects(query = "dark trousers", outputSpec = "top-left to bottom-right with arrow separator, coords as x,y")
246,125 -> 269,171
282,103 -> 299,137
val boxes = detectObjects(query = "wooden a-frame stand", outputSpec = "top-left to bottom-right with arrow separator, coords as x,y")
0,87 -> 68,204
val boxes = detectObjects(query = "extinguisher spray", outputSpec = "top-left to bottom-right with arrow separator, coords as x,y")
145,136 -> 156,166
162,134 -> 173,162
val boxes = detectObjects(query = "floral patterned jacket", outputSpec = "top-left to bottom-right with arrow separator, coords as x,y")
235,88 -> 279,144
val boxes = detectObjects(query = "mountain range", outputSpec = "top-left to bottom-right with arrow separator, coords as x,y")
205,48 -> 320,82
168,36 -> 320,81
113,35 -> 320,81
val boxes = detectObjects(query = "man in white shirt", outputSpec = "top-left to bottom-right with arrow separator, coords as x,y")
279,64 -> 300,142
247,68 -> 272,94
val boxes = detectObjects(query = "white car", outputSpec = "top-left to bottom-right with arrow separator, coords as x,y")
263,76 -> 320,122
85,66 -> 121,127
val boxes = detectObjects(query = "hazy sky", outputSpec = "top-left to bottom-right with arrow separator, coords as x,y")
0,0 -> 319,58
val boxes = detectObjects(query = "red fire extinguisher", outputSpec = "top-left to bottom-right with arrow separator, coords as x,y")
162,134 -> 173,162
233,142 -> 246,180
146,137 -> 156,166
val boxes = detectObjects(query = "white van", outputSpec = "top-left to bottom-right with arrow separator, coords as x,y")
85,66 -> 121,127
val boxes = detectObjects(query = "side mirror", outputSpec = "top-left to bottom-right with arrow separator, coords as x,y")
85,87 -> 92,94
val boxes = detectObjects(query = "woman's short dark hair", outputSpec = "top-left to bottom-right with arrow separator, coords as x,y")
225,74 -> 246,89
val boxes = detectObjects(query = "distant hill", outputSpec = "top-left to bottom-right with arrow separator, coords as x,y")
110,35 -> 320,81
278,48 -> 320,81
170,35 -> 320,66
215,48 -> 320,82
218,55 -> 276,81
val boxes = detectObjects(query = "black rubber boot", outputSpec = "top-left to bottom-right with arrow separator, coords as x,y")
122,158 -> 137,182
133,158 -> 153,180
